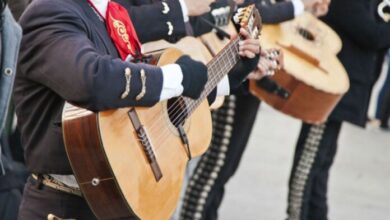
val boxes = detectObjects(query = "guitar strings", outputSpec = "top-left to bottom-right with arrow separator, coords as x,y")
144,41 -> 237,133
146,33 -> 260,148
143,39 -> 239,137
145,39 -> 240,141
144,11 -> 256,134
143,16 -> 247,128
132,49 -> 277,151
136,40 -> 262,153
140,51 -> 235,149
145,44 -> 240,150
140,57 -> 233,149
149,39 -> 273,150
139,20 -> 255,147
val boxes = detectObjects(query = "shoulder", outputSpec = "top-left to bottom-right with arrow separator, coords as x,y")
22,0 -> 78,14
20,0 -> 84,25
19,0 -> 87,32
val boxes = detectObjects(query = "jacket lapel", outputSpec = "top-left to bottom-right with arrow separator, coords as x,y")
76,0 -> 120,57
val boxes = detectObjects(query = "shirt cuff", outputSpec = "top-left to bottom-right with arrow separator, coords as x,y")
178,0 -> 189,22
216,75 -> 230,96
160,64 -> 184,101
291,0 -> 304,16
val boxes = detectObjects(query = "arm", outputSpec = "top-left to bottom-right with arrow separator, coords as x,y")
19,2 -> 164,111
324,0 -> 390,50
239,0 -> 300,24
189,0 -> 231,37
189,12 -> 215,37
257,0 -> 295,23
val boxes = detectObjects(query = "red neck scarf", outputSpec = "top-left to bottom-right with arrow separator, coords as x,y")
87,0 -> 142,60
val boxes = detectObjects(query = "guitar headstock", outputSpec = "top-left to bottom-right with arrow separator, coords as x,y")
233,4 -> 262,39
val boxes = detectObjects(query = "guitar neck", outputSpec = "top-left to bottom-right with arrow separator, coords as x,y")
183,4 -> 262,116
185,37 -> 241,115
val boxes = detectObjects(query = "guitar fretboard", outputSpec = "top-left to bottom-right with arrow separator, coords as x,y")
185,37 -> 241,116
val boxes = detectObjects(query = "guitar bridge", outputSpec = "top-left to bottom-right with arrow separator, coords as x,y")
128,109 -> 163,182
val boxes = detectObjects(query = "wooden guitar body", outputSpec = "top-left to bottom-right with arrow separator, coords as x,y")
250,13 -> 350,124
62,48 -> 212,220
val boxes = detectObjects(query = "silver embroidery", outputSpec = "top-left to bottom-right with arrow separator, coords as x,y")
136,69 -> 146,101
120,68 -> 132,99
180,95 -> 236,220
287,123 -> 326,220
162,2 -> 170,14
167,21 -> 174,36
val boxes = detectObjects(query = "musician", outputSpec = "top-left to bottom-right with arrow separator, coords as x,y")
14,0 -> 260,219
287,0 -> 390,219
179,1 -> 330,220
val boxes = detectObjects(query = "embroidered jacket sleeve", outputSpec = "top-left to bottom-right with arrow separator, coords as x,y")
18,1 -> 165,112
115,0 -> 187,43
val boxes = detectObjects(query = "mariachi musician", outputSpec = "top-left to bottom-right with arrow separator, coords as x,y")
14,0 -> 261,219
287,0 -> 390,220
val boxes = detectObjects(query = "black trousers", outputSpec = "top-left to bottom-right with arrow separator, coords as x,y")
18,177 -> 97,220
380,91 -> 390,128
180,92 -> 261,220
287,120 -> 342,220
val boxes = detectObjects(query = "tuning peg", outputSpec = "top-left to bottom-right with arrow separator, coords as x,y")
237,8 -> 245,13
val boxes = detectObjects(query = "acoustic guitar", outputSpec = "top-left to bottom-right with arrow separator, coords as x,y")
62,5 -> 261,220
249,12 -> 350,124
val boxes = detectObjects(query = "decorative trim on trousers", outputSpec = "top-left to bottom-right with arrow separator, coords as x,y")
287,123 -> 327,220
179,95 -> 236,220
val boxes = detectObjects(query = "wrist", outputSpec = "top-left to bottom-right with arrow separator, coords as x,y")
159,64 -> 184,101
176,56 -> 208,99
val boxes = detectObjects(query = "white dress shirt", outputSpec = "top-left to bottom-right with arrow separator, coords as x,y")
291,0 -> 305,16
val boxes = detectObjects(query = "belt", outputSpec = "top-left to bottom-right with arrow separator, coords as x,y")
47,213 -> 77,220
32,174 -> 82,197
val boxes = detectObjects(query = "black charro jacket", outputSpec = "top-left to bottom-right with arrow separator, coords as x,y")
324,0 -> 390,127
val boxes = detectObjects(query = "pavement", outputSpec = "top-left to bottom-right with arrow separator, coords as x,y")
218,104 -> 390,220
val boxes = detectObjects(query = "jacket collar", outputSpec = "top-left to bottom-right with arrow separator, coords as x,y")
77,0 -> 119,57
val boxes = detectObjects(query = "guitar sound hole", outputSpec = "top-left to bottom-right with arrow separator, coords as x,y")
167,97 -> 188,128
297,27 -> 315,41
